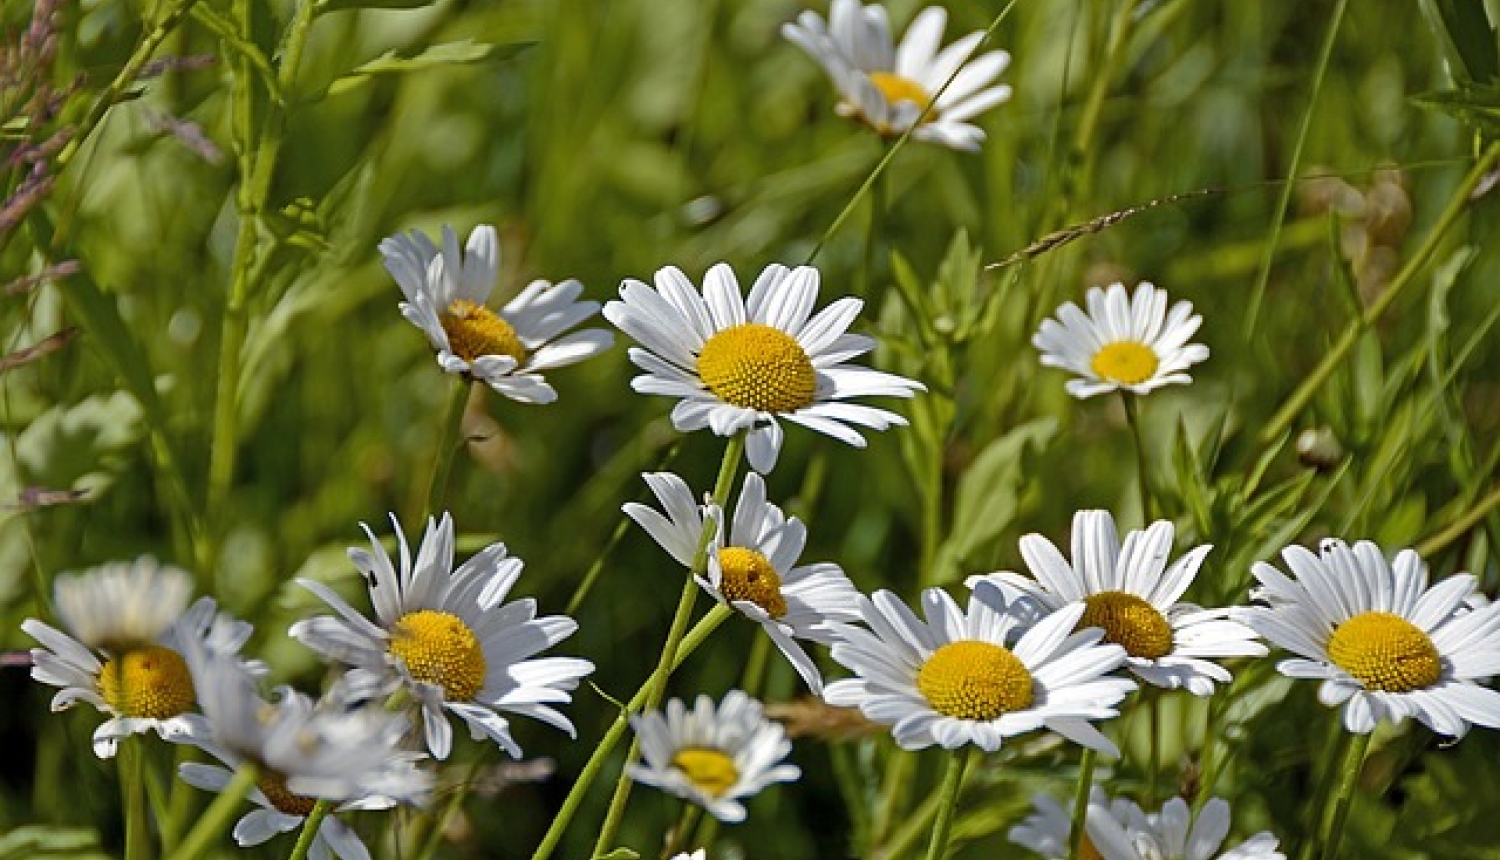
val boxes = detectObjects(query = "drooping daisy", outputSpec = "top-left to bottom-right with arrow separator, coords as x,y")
969,511 -> 1266,697
177,641 -> 429,860
21,557 -> 256,757
1033,282 -> 1209,399
623,471 -> 862,694
1235,539 -> 1500,736
604,262 -> 925,473
1009,788 -> 1135,860
379,224 -> 614,404
289,513 -> 594,759
824,581 -> 1135,754
1086,796 -> 1285,860
783,1 -> 1012,151
627,690 -> 800,823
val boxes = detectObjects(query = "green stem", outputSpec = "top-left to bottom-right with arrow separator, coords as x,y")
1315,731 -> 1371,860
1416,481 -> 1500,557
870,751 -> 917,849
923,749 -> 971,860
165,762 -> 258,860
422,379 -> 471,519
55,0 -> 204,171
121,738 -> 150,860
738,631 -> 772,695
1261,139 -> 1500,444
1057,0 -> 1139,215
874,785 -> 942,860
1067,748 -> 1099,860
591,436 -> 746,856
528,604 -> 733,860
664,803 -> 703,858
413,760 -> 483,860
804,0 -> 1021,264
285,799 -> 333,860
1121,393 -> 1152,522
1147,689 -> 1160,804
1241,0 -> 1348,342
860,167 -> 887,297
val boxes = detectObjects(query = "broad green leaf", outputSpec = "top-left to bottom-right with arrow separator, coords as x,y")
1423,0 -> 1500,83
326,40 -> 530,97
0,826 -> 110,860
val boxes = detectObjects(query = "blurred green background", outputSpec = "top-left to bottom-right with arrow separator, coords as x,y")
4,0 -> 1500,857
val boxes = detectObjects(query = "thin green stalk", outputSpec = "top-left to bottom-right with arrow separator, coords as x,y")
1313,731 -> 1371,860
413,760 -> 484,860
55,0 -> 205,171
738,632 -> 772,695
286,799 -> 333,860
1294,724 -> 1349,860
1121,393 -> 1152,522
860,168 -> 888,297
120,738 -> 150,860
875,786 -> 942,860
1261,139 -> 1500,444
1417,482 -> 1500,557
1241,0 -> 1348,341
1147,689 -> 1160,804
165,762 -> 258,860
870,751 -> 918,849
1067,748 -> 1099,860
422,379 -> 471,520
804,0 -> 1021,264
1056,0 -> 1140,216
592,436 -> 746,856
528,606 -> 733,860
693,814 -> 721,856
923,749 -> 971,860
664,803 -> 703,859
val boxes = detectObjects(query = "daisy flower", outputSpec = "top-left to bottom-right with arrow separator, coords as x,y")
1033,282 -> 1209,399
969,511 -> 1266,697
379,223 -> 614,404
1086,796 -> 1285,860
1235,538 -> 1500,736
21,557 -> 256,757
289,513 -> 594,760
1009,788 -> 1135,860
622,471 -> 862,694
604,262 -> 924,473
824,581 -> 1136,754
783,1 -> 1012,151
627,690 -> 800,823
177,641 -> 429,860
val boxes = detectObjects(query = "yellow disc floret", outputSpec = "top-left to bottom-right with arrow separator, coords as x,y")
869,72 -> 933,111
257,770 -> 318,817
671,747 -> 739,797
98,645 -> 196,719
1078,591 -> 1174,660
717,547 -> 788,618
697,323 -> 817,414
389,610 -> 488,701
441,299 -> 526,365
917,640 -> 1034,721
1327,611 -> 1442,693
1090,341 -> 1160,385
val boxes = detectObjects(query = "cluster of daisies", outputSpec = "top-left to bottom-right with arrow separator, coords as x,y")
19,3 -> 1500,859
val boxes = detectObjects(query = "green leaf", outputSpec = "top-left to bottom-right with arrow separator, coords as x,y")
1411,83 -> 1500,132
316,0 -> 439,11
1424,0 -> 1500,83
325,40 -> 530,97
592,850 -> 641,860
0,825 -> 111,860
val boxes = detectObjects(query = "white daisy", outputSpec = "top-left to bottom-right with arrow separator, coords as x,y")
1009,788 -> 1134,860
379,224 -> 614,404
1086,796 -> 1285,860
1235,538 -> 1500,737
21,558 -> 256,757
1033,282 -> 1209,399
623,471 -> 863,694
782,1 -> 1012,151
969,511 -> 1266,697
627,690 -> 800,823
177,642 -> 429,860
289,512 -> 594,760
603,262 -> 925,473
824,581 -> 1136,754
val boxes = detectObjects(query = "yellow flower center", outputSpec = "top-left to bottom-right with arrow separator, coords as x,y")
441,299 -> 526,365
1078,591 -> 1174,660
97,645 -> 196,719
389,610 -> 487,701
697,323 -> 817,413
1090,341 -> 1160,385
916,640 -> 1034,721
716,546 -> 788,618
1326,611 -> 1442,693
869,72 -> 933,111
256,770 -> 318,817
670,747 -> 739,797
